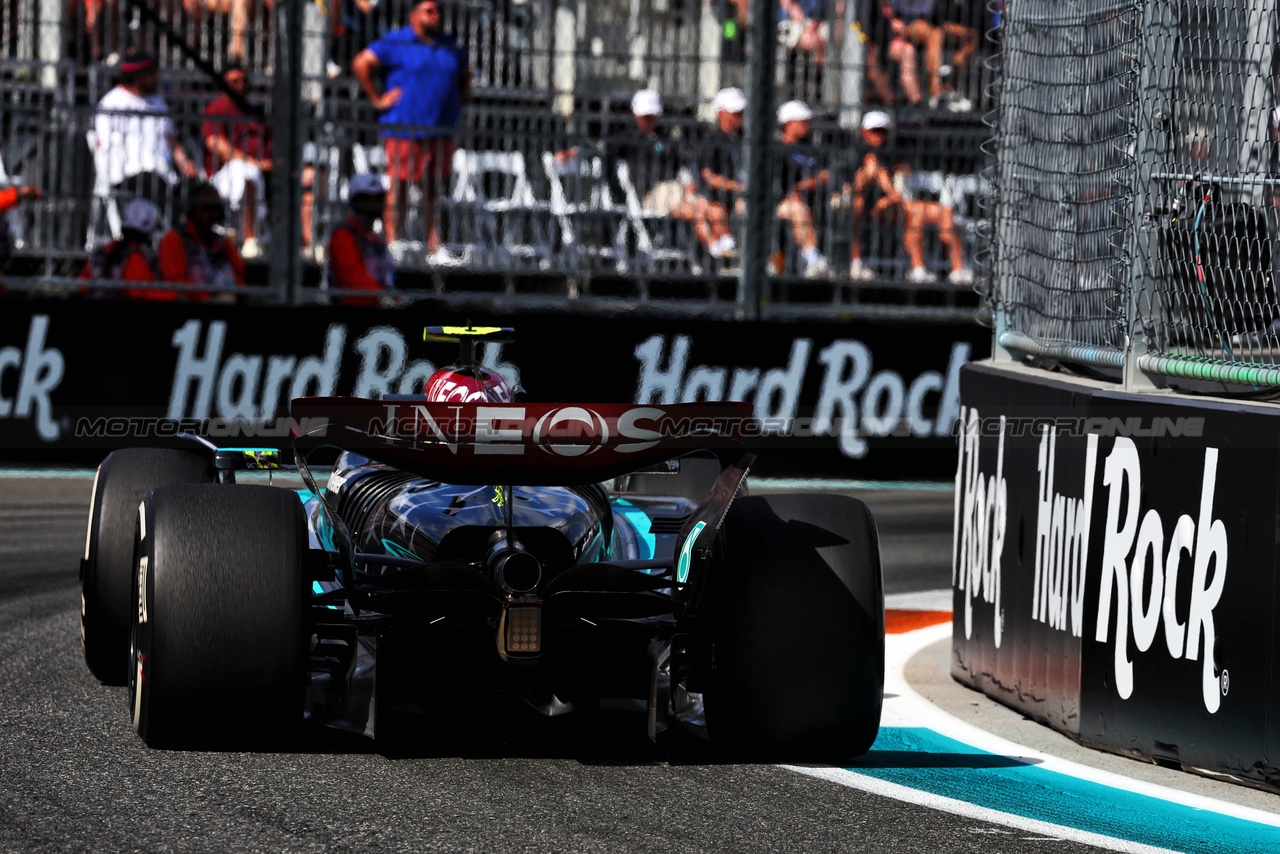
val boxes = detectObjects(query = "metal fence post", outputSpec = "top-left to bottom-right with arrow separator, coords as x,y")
986,0 -> 1015,363
697,0 -> 723,120
552,1 -> 577,117
739,0 -> 778,321
37,0 -> 61,88
1123,0 -> 1176,391
1239,1 -> 1273,208
271,0 -> 304,305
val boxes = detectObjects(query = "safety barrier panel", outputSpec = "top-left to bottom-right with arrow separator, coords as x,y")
0,298 -> 986,478
954,360 -> 1280,792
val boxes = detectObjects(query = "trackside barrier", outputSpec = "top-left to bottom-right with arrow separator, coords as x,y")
0,299 -> 987,479
954,360 -> 1280,792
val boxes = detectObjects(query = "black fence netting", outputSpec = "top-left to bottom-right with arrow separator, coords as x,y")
988,0 -> 1138,353
989,0 -> 1280,384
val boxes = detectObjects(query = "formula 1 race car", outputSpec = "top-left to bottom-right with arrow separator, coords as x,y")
80,327 -> 884,757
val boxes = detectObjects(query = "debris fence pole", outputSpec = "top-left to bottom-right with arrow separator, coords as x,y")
270,0 -> 304,305
739,0 -> 778,321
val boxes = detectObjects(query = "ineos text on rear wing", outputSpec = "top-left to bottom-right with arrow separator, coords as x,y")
289,398 -> 756,486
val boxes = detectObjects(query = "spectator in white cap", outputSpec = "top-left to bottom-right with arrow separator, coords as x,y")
631,88 -> 663,120
691,87 -> 749,259
609,89 -> 680,211
606,89 -> 738,259
325,173 -> 397,307
78,197 -> 161,297
845,109 -> 973,284
773,100 -> 829,277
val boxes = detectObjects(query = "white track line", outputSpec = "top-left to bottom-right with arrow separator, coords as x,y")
782,763 -> 1179,854
885,623 -> 1280,827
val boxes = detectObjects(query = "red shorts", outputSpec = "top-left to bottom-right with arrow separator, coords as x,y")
384,136 -> 456,191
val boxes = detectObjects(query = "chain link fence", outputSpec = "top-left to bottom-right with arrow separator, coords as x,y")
2,0 -> 994,319
989,0 -> 1280,386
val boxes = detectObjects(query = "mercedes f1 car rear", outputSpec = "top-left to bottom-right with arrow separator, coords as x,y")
80,327 -> 884,757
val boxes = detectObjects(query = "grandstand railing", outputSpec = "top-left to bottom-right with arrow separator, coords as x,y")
2,0 -> 995,320
987,0 -> 1280,390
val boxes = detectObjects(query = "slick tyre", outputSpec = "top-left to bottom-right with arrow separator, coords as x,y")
627,453 -> 726,505
82,448 -> 214,685
130,484 -> 306,748
706,493 -> 884,759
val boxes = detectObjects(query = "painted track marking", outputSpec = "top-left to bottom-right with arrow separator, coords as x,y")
785,619 -> 1280,853
750,478 -> 953,491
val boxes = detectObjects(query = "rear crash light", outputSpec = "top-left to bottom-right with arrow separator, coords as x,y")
501,602 -> 542,659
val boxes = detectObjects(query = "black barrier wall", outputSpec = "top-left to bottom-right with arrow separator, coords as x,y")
0,301 -> 986,479
954,361 -> 1280,790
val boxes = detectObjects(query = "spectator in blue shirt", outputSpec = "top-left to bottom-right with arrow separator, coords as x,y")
353,0 -> 471,262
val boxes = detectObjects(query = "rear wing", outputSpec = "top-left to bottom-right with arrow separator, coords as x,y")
289,398 -> 755,486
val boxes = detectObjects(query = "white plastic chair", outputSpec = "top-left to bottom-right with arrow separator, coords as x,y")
614,160 -> 701,274
541,152 -> 627,270
449,149 -> 551,268
351,142 -> 386,177
86,129 -> 122,248
943,172 -> 989,263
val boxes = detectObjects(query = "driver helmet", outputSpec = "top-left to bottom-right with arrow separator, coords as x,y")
423,366 -> 512,403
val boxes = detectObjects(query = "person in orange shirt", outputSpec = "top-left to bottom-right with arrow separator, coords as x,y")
325,173 -> 396,307
78,198 -> 161,299
157,181 -> 245,300
0,183 -> 41,279
0,183 -> 40,213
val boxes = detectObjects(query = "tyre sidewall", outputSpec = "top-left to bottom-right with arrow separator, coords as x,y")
83,448 -> 212,684
129,484 -> 306,748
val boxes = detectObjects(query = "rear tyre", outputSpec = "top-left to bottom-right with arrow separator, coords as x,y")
626,453 -> 726,505
705,493 -> 884,759
82,448 -> 213,684
130,484 -> 306,748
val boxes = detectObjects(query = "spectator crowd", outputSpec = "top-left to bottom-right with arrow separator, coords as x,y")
0,0 -> 994,301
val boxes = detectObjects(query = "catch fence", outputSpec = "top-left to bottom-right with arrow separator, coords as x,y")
988,0 -> 1280,388
2,0 -> 994,319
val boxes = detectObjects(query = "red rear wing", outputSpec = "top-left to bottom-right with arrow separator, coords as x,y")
289,398 -> 756,485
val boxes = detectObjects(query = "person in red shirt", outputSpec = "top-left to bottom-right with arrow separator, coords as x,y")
202,63 -> 270,259
78,198 -> 161,299
325,173 -> 396,307
157,181 -> 245,300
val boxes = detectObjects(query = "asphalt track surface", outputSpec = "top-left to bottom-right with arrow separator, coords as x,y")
0,472 -> 1273,852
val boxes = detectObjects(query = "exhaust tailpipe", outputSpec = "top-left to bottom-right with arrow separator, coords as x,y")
486,532 -> 541,593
